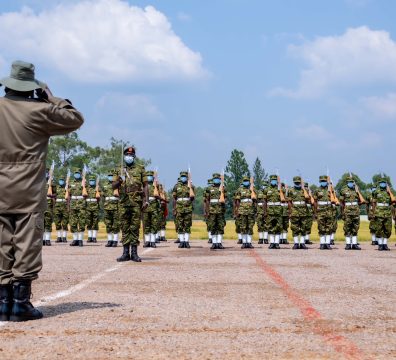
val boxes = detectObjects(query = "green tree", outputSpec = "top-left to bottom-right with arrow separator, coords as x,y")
224,149 -> 250,218
372,173 -> 393,188
252,157 -> 267,189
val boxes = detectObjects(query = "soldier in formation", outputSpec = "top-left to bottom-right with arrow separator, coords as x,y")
69,168 -> 87,247
158,184 -> 168,242
172,171 -> 195,248
304,183 -> 314,245
103,170 -> 121,247
43,169 -> 56,246
143,170 -> 160,248
280,183 -> 289,244
85,176 -> 101,243
204,179 -> 213,244
54,174 -> 69,243
367,183 -> 378,246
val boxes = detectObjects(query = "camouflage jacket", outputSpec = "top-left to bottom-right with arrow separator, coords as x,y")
339,186 -> 360,216
102,182 -> 119,211
205,185 -> 226,215
234,187 -> 255,215
119,161 -> 147,205
173,182 -> 194,213
54,185 -> 68,209
69,180 -> 87,210
314,187 -> 332,214
145,183 -> 160,212
372,188 -> 392,218
288,187 -> 309,217
86,185 -> 100,210
263,186 -> 283,216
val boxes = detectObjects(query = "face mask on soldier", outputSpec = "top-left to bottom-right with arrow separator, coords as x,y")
147,176 -> 154,182
124,155 -> 135,165
213,178 -> 221,185
74,173 -> 81,180
89,180 -> 95,187
347,182 -> 354,189
270,179 -> 277,186
379,182 -> 387,189
107,175 -> 113,182
242,181 -> 250,188
320,181 -> 328,187
58,180 -> 65,186
180,176 -> 188,184
294,183 -> 301,189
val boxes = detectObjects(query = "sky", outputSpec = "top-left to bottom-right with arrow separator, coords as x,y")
0,0 -> 395,188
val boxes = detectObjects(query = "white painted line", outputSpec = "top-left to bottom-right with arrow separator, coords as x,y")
0,248 -> 154,327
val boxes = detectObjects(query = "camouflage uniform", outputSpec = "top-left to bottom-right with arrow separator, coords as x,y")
371,177 -> 394,251
43,179 -> 56,246
158,184 -> 168,242
143,171 -> 160,248
263,175 -> 285,249
256,186 -> 268,244
339,177 -> 364,250
203,179 -> 213,243
234,176 -> 255,249
367,186 -> 377,245
280,183 -> 290,244
303,183 -> 314,244
205,173 -> 227,250
234,183 -> 244,244
102,171 -> 120,248
54,176 -> 69,243
172,171 -> 195,248
288,176 -> 309,249
85,176 -> 100,243
69,169 -> 87,247
314,175 -> 334,250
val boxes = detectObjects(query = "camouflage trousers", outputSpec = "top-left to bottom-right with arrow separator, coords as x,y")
207,212 -> 226,235
305,215 -> 313,235
85,208 -> 99,230
143,209 -> 159,234
69,208 -> 86,233
282,215 -> 289,232
317,208 -> 333,235
237,214 -> 255,235
331,207 -> 338,233
369,218 -> 376,234
343,215 -> 360,236
104,209 -> 120,234
373,216 -> 392,239
158,211 -> 166,230
44,209 -> 53,232
175,211 -> 192,233
120,205 -> 142,246
235,215 -> 241,233
54,204 -> 69,230
267,214 -> 283,234
290,216 -> 308,236
256,213 -> 268,232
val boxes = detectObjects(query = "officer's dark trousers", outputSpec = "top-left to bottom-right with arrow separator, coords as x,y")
0,213 -> 43,285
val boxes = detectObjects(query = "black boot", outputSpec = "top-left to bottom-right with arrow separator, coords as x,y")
268,243 -> 274,249
210,243 -> 216,250
237,239 -> 242,244
325,244 -> 332,250
378,244 -> 384,251
345,244 -> 352,250
130,245 -> 142,262
117,245 -> 130,262
9,282 -> 43,322
275,244 -> 280,249
87,237 -> 92,243
383,244 -> 390,251
305,239 -> 313,245
292,244 -> 299,250
248,243 -> 254,249
155,237 -> 160,243
78,240 -> 83,247
371,240 -> 376,245
174,239 -> 180,243
0,284 -> 12,321
105,241 -> 112,247
55,237 -> 62,243
264,239 -> 269,244
143,242 -> 150,248
320,244 -> 325,250
42,240 -> 46,246
151,242 -> 157,248
300,243 -> 308,249
69,240 -> 78,246
161,237 -> 167,242
283,239 -> 289,244
218,243 -> 224,249
241,243 -> 246,249
111,241 -> 118,247
62,237 -> 67,243
258,239 -> 263,244
330,239 -> 335,245
352,244 -> 361,250
208,238 -> 212,243
92,238 -> 97,243
45,240 -> 51,246
185,242 -> 191,249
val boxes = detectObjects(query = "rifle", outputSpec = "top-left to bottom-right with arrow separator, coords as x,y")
276,170 -> 286,202
65,168 -> 71,200
349,172 -> 366,204
327,175 -> 339,205
219,170 -> 225,203
95,175 -> 100,199
387,184 -> 396,203
153,170 -> 160,197
47,160 -> 55,196
114,142 -> 124,197
250,176 -> 257,200
82,164 -> 88,197
301,177 -> 314,205
188,167 -> 195,198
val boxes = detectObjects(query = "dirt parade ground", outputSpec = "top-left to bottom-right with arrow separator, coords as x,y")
0,239 -> 395,360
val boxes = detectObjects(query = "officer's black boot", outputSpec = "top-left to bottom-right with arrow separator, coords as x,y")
87,237 -> 92,243
45,240 -> 51,246
371,240 -> 376,245
378,244 -> 384,251
241,243 -> 246,249
210,243 -> 216,250
284,239 -> 289,245
185,242 -> 191,249
268,243 -> 274,249
258,239 -> 263,244
237,239 -> 242,244
275,243 -> 280,249
0,284 -> 12,321
305,239 -> 313,245
320,244 -> 325,250
330,239 -> 335,245
62,237 -> 67,243
92,237 -> 97,243
218,243 -> 224,249
345,244 -> 352,250
151,242 -> 157,248
117,245 -> 130,262
178,241 -> 183,248
130,245 -> 142,262
42,240 -> 46,246
70,240 -> 78,246
162,237 -> 167,242
383,244 -> 390,251
9,281 -> 43,322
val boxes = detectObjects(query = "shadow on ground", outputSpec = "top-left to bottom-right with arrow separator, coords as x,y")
38,302 -> 121,318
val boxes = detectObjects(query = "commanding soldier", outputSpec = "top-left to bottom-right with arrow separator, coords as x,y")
172,171 -> 195,248
205,173 -> 227,250
234,176 -> 255,249
264,175 -> 286,249
143,171 -> 160,248
158,184 -> 168,242
280,183 -> 290,244
339,176 -> 365,250
203,179 -> 213,243
314,176 -> 335,250
54,174 -> 69,243
114,146 -> 148,262
69,168 -> 87,247
367,183 -> 378,245
43,169 -> 56,246
102,170 -> 120,248
370,177 -> 394,251
287,176 -> 309,250
85,176 -> 101,243
0,60 -> 83,322
256,183 -> 267,244
304,183 -> 314,245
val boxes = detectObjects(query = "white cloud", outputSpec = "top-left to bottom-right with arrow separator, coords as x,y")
269,26 -> 396,98
360,93 -> 396,119
177,11 -> 192,22
0,0 -> 207,83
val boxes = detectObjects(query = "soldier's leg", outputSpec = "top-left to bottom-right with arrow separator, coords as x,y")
43,210 -> 52,246
317,213 -> 326,249
299,217 -> 308,249
150,210 -> 158,248
62,208 -> 69,242
91,209 -> 99,243
235,216 -> 242,244
350,216 -> 361,250
217,213 -> 226,249
281,216 -> 289,244
208,213 -> 217,249
76,209 -> 86,246
53,207 -> 62,243
246,212 -> 255,248
142,210 -> 151,247
183,211 -> 192,248
263,215 -> 269,244
69,208 -> 79,246
382,217 -> 392,251
304,215 -> 313,244
325,213 -> 333,249
104,209 -> 113,247
86,209 -> 93,242
257,214 -> 264,244
369,220 -> 377,245
290,216 -> 300,249
239,215 -> 248,248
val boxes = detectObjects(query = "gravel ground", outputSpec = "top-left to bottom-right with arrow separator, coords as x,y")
0,240 -> 395,359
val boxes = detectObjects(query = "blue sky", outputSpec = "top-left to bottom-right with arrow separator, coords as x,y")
1,0 -> 395,188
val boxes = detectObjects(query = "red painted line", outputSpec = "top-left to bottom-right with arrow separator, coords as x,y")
249,250 -> 370,360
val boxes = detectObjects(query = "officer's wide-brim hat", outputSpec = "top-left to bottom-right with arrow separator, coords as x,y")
0,60 -> 46,92
124,146 -> 135,155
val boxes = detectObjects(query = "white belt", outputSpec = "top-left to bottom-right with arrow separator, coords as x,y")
267,202 -> 281,206
71,196 -> 84,200
345,202 -> 358,206
177,198 -> 190,202
281,203 -> 288,207
241,199 -> 252,203
257,202 -> 264,206
105,196 -> 119,201
293,201 -> 305,205
377,203 -> 389,207
210,199 -> 220,203
149,197 -> 156,201
86,198 -> 97,202
318,201 -> 331,206
56,199 -> 66,203
307,204 -> 312,208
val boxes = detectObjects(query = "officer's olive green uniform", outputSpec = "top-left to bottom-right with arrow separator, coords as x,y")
367,189 -> 377,245
85,181 -> 100,243
54,180 -> 69,242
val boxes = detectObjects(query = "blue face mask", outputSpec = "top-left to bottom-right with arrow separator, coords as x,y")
294,183 -> 301,189
320,181 -> 328,187
89,180 -> 96,186
147,176 -> 154,182
270,180 -> 277,186
347,182 -> 354,189
108,175 -> 113,182
58,180 -> 65,186
213,178 -> 221,185
371,188 -> 376,192
74,173 -> 81,180
124,155 -> 135,165
379,182 -> 387,189
180,176 -> 188,184
243,181 -> 250,187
